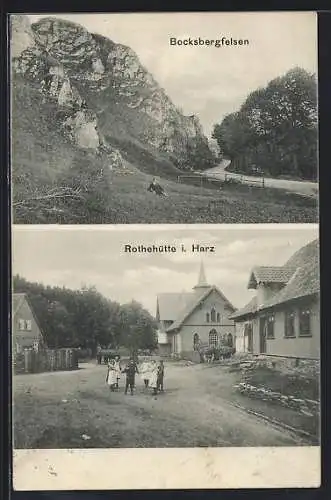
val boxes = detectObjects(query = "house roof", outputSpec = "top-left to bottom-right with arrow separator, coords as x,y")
229,296 -> 258,320
13,293 -> 27,316
157,292 -> 193,321
248,266 -> 296,289
12,292 -> 45,340
166,285 -> 236,332
232,239 -> 319,320
261,259 -> 319,310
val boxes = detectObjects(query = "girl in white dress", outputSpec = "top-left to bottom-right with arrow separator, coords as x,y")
113,355 -> 121,390
106,359 -> 117,391
149,360 -> 159,395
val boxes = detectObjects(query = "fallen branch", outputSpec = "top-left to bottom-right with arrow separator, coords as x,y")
13,187 -> 85,208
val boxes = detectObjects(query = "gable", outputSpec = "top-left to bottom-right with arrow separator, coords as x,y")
13,294 -> 44,347
167,286 -> 236,331
184,288 -> 235,324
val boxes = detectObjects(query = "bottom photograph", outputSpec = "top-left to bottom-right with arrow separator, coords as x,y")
12,225 -> 320,450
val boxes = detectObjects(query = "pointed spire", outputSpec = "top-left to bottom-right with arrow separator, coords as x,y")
193,261 -> 210,289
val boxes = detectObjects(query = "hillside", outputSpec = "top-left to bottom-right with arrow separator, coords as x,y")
11,15 -> 216,218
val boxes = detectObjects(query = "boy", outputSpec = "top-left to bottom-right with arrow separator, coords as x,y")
123,357 -> 139,395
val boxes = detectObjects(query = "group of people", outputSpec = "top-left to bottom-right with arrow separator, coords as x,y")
106,356 -> 165,396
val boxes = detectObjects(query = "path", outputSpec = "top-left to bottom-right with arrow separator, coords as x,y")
203,160 -> 318,198
13,362 -> 309,448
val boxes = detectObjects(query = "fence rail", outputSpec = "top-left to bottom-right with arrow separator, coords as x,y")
177,173 -> 265,189
224,173 -> 265,187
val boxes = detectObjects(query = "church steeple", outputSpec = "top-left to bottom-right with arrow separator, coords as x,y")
193,261 -> 210,290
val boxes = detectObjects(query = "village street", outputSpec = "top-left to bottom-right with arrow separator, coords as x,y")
13,361 -> 312,449
203,160 -> 318,198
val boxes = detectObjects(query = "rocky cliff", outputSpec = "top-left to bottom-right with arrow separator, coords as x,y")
11,15 -> 214,173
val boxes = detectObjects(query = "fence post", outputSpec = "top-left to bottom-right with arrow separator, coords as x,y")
262,177 -> 265,188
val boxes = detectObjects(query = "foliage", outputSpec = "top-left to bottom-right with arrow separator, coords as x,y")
118,300 -> 158,355
212,68 -> 317,180
13,275 -> 157,355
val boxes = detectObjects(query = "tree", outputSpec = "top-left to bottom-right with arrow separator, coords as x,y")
12,276 -> 157,355
119,300 -> 158,355
212,67 -> 317,180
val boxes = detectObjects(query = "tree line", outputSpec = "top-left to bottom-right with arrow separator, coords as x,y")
212,67 -> 317,180
13,275 -> 158,355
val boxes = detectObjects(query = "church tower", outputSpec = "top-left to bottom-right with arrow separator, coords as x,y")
193,261 -> 211,293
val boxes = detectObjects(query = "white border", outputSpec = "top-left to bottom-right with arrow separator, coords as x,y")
13,447 -> 321,490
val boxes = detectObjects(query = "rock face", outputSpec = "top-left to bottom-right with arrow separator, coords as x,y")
11,15 -> 213,171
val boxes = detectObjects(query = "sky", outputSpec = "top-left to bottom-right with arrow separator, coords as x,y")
12,225 -> 318,315
26,12 -> 317,137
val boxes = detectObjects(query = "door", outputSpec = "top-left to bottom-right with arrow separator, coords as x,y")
259,317 -> 267,354
245,323 -> 253,353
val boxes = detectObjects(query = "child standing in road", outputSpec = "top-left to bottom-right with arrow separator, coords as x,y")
122,357 -> 139,395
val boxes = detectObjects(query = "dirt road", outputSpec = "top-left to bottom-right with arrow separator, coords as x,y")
204,161 -> 318,198
13,361 -> 310,448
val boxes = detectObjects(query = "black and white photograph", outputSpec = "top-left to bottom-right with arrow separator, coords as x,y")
12,225 -> 320,489
10,12 -> 318,224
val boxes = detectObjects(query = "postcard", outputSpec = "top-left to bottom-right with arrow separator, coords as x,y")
12,224 -> 320,489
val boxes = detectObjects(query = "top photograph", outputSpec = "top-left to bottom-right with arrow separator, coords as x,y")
10,12 -> 318,224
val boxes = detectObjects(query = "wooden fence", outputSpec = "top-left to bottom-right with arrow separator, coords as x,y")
13,348 -> 79,374
224,173 -> 265,187
177,173 -> 265,189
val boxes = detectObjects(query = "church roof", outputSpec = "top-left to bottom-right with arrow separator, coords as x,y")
166,285 -> 236,332
157,292 -> 193,321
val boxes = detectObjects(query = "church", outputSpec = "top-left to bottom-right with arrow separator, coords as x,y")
156,262 -> 237,358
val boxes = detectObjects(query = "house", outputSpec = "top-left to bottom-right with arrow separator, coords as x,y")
13,293 -> 45,354
156,262 -> 236,358
230,239 -> 320,360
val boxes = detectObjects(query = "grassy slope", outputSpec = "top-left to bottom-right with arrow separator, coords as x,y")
105,171 -> 317,223
12,77 -> 318,224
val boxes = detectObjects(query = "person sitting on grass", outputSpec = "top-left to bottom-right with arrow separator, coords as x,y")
147,177 -> 168,197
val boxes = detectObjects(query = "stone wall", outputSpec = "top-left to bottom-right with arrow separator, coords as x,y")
253,355 -> 319,378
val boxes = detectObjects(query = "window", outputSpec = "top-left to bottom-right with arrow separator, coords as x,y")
206,313 -> 210,323
266,314 -> 275,339
15,343 -> 22,354
299,308 -> 311,336
26,320 -> 32,331
216,313 -> 220,323
284,311 -> 296,338
210,308 -> 216,322
18,319 -> 25,331
33,341 -> 39,351
209,329 -> 218,347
